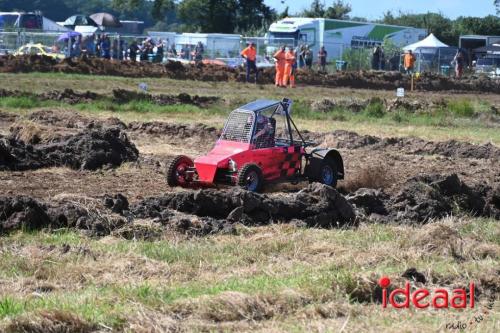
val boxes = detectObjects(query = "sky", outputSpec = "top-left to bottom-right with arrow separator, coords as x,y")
264,0 -> 497,20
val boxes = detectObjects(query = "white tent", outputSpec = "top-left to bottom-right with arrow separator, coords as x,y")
403,33 -> 448,51
42,17 -> 69,32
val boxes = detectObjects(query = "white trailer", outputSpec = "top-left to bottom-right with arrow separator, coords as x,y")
267,17 -> 427,60
174,33 -> 241,58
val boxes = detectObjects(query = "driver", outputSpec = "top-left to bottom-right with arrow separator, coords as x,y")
254,114 -> 275,147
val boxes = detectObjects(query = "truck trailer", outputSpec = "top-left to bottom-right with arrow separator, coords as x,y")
266,17 -> 426,61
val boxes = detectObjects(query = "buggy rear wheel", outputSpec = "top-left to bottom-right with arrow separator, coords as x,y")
319,158 -> 338,188
237,163 -> 264,192
166,155 -> 194,187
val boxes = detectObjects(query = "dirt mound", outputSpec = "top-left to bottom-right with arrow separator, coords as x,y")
5,310 -> 98,333
112,89 -> 219,106
347,174 -> 499,222
346,188 -> 389,216
130,183 -> 356,231
28,109 -> 126,130
312,130 -> 500,160
0,196 -> 51,233
39,88 -> 99,104
128,121 -> 220,139
0,127 -> 138,171
4,55 -> 500,93
0,195 -> 127,236
388,174 -> 487,223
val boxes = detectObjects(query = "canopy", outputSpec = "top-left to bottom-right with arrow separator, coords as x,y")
403,33 -> 449,51
90,13 -> 122,27
57,31 -> 82,42
63,15 -> 98,27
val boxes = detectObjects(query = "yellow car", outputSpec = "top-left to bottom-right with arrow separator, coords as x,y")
14,43 -> 65,60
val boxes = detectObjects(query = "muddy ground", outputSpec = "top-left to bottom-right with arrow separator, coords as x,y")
2,55 -> 500,93
0,108 -> 498,237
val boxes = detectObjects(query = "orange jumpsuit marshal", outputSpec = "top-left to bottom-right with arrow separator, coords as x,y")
283,48 -> 296,88
273,46 -> 286,87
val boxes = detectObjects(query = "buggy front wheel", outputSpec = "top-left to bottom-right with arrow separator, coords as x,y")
237,163 -> 264,192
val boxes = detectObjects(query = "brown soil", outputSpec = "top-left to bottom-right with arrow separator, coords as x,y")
0,109 -> 498,236
2,55 -> 500,93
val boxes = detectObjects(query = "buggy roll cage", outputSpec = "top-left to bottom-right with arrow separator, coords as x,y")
230,98 -> 316,148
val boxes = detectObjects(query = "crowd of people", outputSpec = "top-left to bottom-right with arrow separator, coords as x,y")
61,34 -> 206,63
56,35 -> 470,82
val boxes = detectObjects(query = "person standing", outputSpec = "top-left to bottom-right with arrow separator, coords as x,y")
240,42 -> 258,83
372,46 -> 381,70
273,45 -> 286,87
129,39 -> 139,62
453,50 -> 465,78
403,50 -> 416,74
156,39 -> 164,63
111,39 -> 119,60
100,35 -> 111,59
283,47 -> 296,88
318,46 -> 327,72
304,45 -> 313,69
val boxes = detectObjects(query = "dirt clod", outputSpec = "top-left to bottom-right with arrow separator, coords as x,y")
0,127 -> 138,171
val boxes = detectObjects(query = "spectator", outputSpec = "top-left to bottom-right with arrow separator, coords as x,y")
86,34 -> 95,56
155,39 -> 164,63
180,44 -> 189,60
283,47 -> 296,88
304,45 -> 313,69
170,43 -> 177,57
129,39 -> 139,62
94,34 -> 101,57
73,36 -> 81,57
241,42 -> 258,83
318,46 -> 327,72
372,46 -> 381,70
380,47 -> 385,70
195,41 -> 204,55
118,38 -> 125,60
403,50 -> 416,74
297,45 -> 305,68
273,45 -> 286,87
100,35 -> 111,59
111,39 -> 119,60
453,50 -> 465,79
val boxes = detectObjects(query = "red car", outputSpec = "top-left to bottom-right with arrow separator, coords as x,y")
167,98 -> 344,192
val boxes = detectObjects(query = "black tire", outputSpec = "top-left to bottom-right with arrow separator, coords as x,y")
237,163 -> 264,192
318,158 -> 338,188
166,155 -> 194,187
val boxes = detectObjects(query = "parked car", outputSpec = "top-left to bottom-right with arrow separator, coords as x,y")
14,43 -> 65,60
474,57 -> 500,75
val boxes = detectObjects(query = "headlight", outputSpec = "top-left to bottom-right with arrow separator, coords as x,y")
228,159 -> 237,172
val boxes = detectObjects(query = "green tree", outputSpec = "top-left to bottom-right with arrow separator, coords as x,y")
381,11 -> 456,45
178,0 -> 238,33
151,0 -> 174,21
325,0 -> 351,19
302,0 -> 325,18
278,6 -> 289,19
235,0 -> 276,33
302,0 -> 351,19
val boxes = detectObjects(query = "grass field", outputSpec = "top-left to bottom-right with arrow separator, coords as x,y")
0,72 -> 499,332
1,72 -> 500,145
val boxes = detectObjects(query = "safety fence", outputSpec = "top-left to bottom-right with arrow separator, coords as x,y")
0,29 -> 460,75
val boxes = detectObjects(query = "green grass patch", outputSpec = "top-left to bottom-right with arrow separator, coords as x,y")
363,101 -> 386,118
0,96 -> 43,109
448,100 -> 475,117
0,297 -> 24,319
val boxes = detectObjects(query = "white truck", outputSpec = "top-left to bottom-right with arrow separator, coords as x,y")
266,17 -> 427,61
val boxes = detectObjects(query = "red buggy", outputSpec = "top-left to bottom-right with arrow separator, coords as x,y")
167,98 -> 344,192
